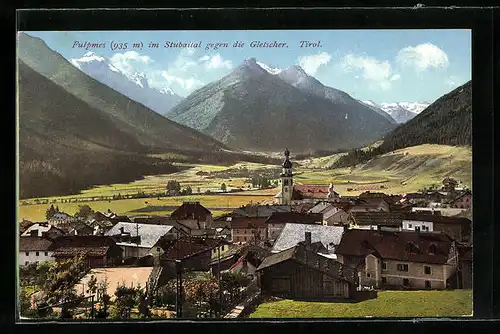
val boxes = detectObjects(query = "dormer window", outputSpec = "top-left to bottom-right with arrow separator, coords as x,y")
405,242 -> 419,254
429,244 -> 436,255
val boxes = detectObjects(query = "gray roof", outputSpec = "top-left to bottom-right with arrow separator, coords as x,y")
105,222 -> 173,248
272,223 -> 345,253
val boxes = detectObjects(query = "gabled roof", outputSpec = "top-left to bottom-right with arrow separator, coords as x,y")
448,190 -> 472,203
171,202 -> 212,220
265,212 -> 323,225
272,223 -> 344,253
21,224 -> 66,237
19,220 -> 34,234
19,236 -> 55,251
292,202 -> 317,213
335,229 -> 454,265
293,185 -> 332,199
231,204 -> 291,218
49,212 -> 74,220
308,201 -> 332,214
105,222 -> 173,248
257,243 -> 357,284
231,217 -> 267,229
350,212 -> 407,226
51,235 -> 119,257
161,238 -> 222,260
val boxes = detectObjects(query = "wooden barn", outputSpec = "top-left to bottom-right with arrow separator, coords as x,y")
256,243 -> 358,300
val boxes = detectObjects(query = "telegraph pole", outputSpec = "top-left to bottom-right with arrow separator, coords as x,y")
217,238 -> 222,317
175,259 -> 183,318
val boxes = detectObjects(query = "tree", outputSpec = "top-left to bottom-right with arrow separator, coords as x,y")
86,275 -> 98,295
55,206 -> 60,212
442,177 -> 458,192
113,282 -> 138,319
220,183 -> 227,192
45,205 -> 57,220
74,205 -> 94,219
42,255 -> 88,306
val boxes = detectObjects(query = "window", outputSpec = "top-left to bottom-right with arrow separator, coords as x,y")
381,277 -> 386,285
244,236 -> 247,241
25,252 -> 29,256
424,266 -> 432,275
44,252 -> 48,256
36,252 -> 39,256
397,264 -> 409,272
403,278 -> 410,286
415,226 -> 420,232
425,281 -> 431,289
382,262 -> 387,270
429,245 -> 436,255
408,224 -> 412,228
283,179 -> 289,186
25,261 -> 29,266
366,273 -> 371,278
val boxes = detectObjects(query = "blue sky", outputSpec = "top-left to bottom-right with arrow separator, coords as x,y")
25,30 -> 471,103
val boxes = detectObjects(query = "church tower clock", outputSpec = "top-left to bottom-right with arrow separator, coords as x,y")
280,148 -> 293,205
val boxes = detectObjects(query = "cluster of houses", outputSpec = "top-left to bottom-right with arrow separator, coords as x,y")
18,149 -> 473,302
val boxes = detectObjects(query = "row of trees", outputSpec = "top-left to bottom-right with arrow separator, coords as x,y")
250,176 -> 276,189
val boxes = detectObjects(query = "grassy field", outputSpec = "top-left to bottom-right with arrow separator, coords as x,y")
249,290 -> 472,318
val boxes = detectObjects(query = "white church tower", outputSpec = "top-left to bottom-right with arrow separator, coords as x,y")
280,148 -> 293,205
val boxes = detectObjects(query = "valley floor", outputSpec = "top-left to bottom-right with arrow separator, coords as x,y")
18,144 -> 472,222
249,290 -> 472,318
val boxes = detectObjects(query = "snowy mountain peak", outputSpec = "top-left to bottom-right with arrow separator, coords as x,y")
256,61 -> 282,74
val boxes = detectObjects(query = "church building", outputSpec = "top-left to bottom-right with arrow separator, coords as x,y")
274,149 -> 340,205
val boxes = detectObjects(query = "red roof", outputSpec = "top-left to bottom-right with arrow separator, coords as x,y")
231,217 -> 267,229
336,229 -> 454,265
294,185 -> 331,199
171,202 -> 212,220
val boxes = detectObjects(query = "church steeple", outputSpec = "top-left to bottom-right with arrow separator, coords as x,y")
280,148 -> 293,205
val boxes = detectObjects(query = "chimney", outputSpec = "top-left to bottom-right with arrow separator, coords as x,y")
30,230 -> 38,237
305,231 -> 312,247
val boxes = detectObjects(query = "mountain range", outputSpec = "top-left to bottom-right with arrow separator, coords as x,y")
360,100 -> 430,124
70,52 -> 183,114
165,57 -> 397,153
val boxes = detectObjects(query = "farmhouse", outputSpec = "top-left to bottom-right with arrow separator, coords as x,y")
231,204 -> 292,218
105,222 -> 174,259
447,190 -> 472,209
48,212 -> 77,226
348,212 -> 406,231
231,217 -> 268,244
51,235 -> 123,268
266,211 -> 323,240
335,229 -> 460,290
19,235 -> 55,266
256,242 -> 358,300
402,213 -> 472,242
348,198 -> 391,213
170,202 -> 213,230
21,223 -> 66,238
271,223 -> 344,254
224,244 -> 271,279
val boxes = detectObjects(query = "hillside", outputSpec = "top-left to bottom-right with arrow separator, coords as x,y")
17,32 -> 224,154
167,58 -> 396,153
17,60 -> 184,199
380,81 -> 471,152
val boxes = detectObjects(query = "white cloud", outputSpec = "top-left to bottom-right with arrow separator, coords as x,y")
297,52 -> 332,75
161,71 -> 204,90
199,54 -> 233,70
396,43 -> 450,72
340,54 -> 399,91
109,51 -> 153,77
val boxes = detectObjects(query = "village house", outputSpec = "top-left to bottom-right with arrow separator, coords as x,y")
21,223 -> 66,238
317,202 -> 352,226
335,229 -> 460,290
402,213 -> 472,243
223,244 -> 271,278
48,212 -> 77,227
50,235 -> 123,268
457,243 -> 472,289
19,235 -> 56,266
265,211 -> 323,240
447,190 -> 472,209
348,198 -> 391,213
231,204 -> 292,218
209,243 -> 245,277
348,212 -> 406,231
411,207 -> 467,216
271,223 -> 345,254
19,219 -> 35,234
170,202 -> 213,230
105,222 -> 175,260
231,217 -> 268,244
67,222 -> 94,236
256,241 -> 358,300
